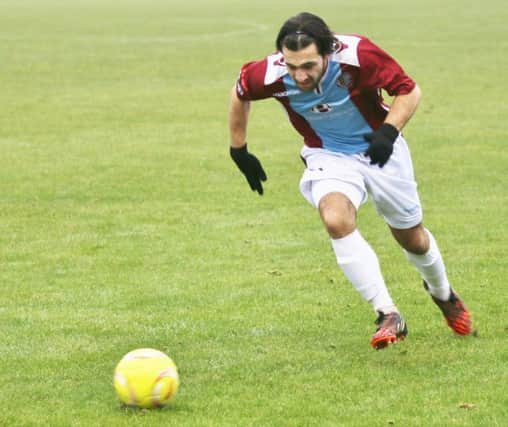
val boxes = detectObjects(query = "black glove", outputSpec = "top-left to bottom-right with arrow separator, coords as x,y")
230,144 -> 267,195
364,123 -> 399,167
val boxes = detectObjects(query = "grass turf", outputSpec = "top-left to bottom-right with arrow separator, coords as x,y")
1,0 -> 507,425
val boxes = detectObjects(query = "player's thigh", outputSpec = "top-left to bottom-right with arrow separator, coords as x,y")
299,152 -> 367,209
366,138 -> 423,229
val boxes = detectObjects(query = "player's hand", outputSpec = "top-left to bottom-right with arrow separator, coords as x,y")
364,123 -> 399,167
230,144 -> 267,195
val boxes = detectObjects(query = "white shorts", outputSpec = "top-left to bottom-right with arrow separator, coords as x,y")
299,136 -> 423,229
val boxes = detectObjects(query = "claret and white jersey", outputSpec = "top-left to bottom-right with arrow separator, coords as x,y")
236,35 -> 415,155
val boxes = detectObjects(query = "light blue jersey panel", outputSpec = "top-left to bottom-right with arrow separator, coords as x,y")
283,62 -> 372,154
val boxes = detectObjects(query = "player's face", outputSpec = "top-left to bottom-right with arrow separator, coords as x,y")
282,43 -> 328,91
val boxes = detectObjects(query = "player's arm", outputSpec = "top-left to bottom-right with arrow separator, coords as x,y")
359,38 -> 421,167
384,84 -> 421,131
229,86 -> 251,149
364,84 -> 421,167
228,85 -> 267,195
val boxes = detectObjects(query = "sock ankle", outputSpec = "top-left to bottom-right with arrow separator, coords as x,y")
405,228 -> 451,301
331,230 -> 396,313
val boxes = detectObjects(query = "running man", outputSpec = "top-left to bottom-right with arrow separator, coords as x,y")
228,12 -> 472,349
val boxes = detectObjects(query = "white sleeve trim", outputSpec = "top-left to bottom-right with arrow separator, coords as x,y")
264,52 -> 288,85
332,35 -> 361,67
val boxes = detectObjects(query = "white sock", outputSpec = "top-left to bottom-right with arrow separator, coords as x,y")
404,228 -> 451,301
331,230 -> 397,314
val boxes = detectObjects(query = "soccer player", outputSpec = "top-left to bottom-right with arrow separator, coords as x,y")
228,12 -> 472,349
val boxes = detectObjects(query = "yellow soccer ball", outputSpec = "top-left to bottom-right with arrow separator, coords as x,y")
113,348 -> 179,409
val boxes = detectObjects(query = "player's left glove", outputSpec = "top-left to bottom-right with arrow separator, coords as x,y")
364,123 -> 399,167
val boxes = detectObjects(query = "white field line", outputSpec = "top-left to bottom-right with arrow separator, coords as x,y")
0,138 -> 33,147
0,22 -> 270,44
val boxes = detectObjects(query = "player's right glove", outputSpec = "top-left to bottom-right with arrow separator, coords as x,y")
230,144 -> 267,195
364,123 -> 399,167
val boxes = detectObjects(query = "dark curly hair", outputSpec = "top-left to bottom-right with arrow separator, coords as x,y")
275,12 -> 335,56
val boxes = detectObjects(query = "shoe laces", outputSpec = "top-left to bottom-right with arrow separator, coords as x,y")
375,311 -> 398,328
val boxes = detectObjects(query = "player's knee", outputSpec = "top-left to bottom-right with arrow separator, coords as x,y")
406,231 -> 429,254
391,224 -> 429,254
319,193 -> 357,238
321,209 -> 356,238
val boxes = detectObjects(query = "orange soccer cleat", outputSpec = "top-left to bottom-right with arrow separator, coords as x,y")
424,281 -> 472,336
371,311 -> 408,350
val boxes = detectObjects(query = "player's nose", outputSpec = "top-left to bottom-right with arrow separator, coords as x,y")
295,69 -> 308,82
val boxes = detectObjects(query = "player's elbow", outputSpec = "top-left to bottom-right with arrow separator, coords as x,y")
411,84 -> 422,104
230,85 -> 244,105
230,86 -> 250,113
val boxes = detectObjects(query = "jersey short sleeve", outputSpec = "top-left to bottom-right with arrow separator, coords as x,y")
235,53 -> 287,101
236,60 -> 270,100
356,38 -> 415,96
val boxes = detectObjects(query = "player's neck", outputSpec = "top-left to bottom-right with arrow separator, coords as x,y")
318,57 -> 329,85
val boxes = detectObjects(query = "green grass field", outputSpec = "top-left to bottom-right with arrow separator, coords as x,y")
1,0 -> 507,425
